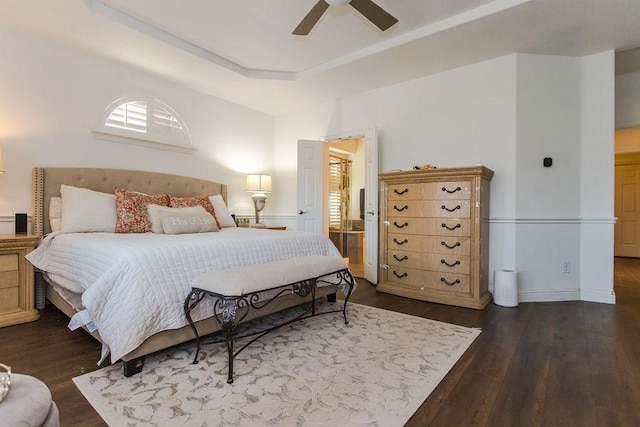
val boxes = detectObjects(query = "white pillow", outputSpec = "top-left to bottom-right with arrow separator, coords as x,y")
60,185 -> 117,233
147,204 -> 219,234
49,197 -> 62,232
209,194 -> 236,228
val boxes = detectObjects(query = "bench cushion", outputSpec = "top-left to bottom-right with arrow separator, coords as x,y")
192,255 -> 348,296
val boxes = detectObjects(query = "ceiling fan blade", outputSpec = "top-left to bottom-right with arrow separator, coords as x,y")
293,0 -> 330,35
349,0 -> 398,31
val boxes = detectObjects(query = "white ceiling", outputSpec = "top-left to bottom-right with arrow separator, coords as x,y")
2,0 -> 640,115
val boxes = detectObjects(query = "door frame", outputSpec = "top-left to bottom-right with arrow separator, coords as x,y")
323,128 -> 379,284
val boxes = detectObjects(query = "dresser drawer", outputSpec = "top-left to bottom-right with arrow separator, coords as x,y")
388,200 -> 470,218
0,254 -> 18,273
387,234 -> 471,255
0,254 -> 19,290
387,250 -> 470,274
386,218 -> 470,236
0,288 -> 19,310
388,181 -> 471,201
384,266 -> 470,294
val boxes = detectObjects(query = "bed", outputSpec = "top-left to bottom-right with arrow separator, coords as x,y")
28,167 -> 344,376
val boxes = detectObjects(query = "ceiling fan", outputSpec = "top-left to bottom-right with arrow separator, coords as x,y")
293,0 -> 398,36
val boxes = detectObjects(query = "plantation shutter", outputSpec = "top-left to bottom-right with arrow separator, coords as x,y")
105,101 -> 147,133
329,158 -> 342,227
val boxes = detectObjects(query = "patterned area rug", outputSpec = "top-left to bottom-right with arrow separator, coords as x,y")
74,302 -> 480,426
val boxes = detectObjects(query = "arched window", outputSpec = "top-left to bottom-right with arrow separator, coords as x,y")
93,96 -> 194,153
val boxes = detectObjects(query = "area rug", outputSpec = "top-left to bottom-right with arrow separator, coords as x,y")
74,302 -> 480,427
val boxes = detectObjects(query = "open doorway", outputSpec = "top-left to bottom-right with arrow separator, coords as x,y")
614,126 -> 640,257
297,128 -> 378,283
326,138 -> 365,278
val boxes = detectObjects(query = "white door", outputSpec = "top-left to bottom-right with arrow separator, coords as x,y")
615,163 -> 640,257
297,140 -> 325,233
362,129 -> 379,284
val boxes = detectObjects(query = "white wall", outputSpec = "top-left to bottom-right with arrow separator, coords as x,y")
276,55 -> 518,289
0,26 -> 275,233
275,52 -> 616,304
579,51 -> 615,303
514,54 -> 582,301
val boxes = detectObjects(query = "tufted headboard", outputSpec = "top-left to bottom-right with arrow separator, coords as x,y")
32,167 -> 227,236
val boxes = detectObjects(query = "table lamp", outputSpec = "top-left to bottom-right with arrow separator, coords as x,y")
246,174 -> 271,228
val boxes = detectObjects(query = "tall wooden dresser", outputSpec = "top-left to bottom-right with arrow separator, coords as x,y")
378,166 -> 493,309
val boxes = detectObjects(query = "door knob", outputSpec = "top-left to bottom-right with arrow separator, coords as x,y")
367,210 -> 375,215
299,210 -> 309,215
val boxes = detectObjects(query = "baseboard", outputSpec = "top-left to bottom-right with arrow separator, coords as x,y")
516,288 -> 616,304
517,288 -> 581,303
580,288 -> 616,304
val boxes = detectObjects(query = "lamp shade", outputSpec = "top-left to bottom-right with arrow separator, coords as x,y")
246,174 -> 272,193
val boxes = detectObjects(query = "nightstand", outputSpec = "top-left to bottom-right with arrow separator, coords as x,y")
250,225 -> 287,230
0,234 -> 41,327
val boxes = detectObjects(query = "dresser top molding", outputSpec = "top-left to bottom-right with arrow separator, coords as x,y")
379,166 -> 494,181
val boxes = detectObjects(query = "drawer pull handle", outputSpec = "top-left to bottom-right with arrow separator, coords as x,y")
442,186 -> 462,194
394,205 -> 409,212
393,221 -> 409,229
441,204 -> 461,212
393,238 -> 409,245
440,278 -> 461,286
393,188 -> 409,195
393,254 -> 408,262
441,259 -> 461,267
441,223 -> 461,231
393,271 -> 408,278
441,241 -> 461,249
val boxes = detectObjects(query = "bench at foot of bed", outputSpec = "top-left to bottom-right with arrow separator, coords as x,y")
183,255 -> 355,384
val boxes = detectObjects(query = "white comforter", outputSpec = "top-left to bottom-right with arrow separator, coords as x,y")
26,228 -> 342,363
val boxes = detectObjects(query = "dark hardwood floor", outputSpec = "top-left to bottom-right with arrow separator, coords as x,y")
1,258 -> 639,426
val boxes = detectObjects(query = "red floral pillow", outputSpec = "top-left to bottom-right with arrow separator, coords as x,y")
169,196 -> 220,228
115,188 -> 170,233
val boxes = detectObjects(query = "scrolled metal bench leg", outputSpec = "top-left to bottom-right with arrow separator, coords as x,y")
311,280 -> 316,316
340,270 -> 356,325
220,298 -> 239,384
184,290 -> 206,364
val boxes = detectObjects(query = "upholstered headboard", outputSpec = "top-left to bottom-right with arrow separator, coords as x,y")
32,167 -> 227,236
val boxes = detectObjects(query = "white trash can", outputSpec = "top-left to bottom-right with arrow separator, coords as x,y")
493,270 -> 518,307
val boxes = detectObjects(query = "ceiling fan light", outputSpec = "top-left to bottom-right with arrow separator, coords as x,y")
326,0 -> 351,6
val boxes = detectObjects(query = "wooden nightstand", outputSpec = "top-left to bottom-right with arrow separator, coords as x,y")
250,225 -> 287,230
0,234 -> 41,327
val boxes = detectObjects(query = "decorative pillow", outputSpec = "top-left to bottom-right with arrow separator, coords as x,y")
147,204 -> 219,234
158,205 -> 218,235
209,194 -> 236,227
60,185 -> 117,233
169,195 -> 220,228
49,196 -> 62,232
115,188 -> 170,233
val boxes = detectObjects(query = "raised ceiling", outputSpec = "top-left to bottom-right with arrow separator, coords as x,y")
1,0 -> 640,115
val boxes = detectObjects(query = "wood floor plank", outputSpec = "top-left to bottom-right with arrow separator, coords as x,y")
540,303 -> 597,426
484,303 -> 556,426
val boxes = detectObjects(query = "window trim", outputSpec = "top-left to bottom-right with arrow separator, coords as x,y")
92,96 -> 195,154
